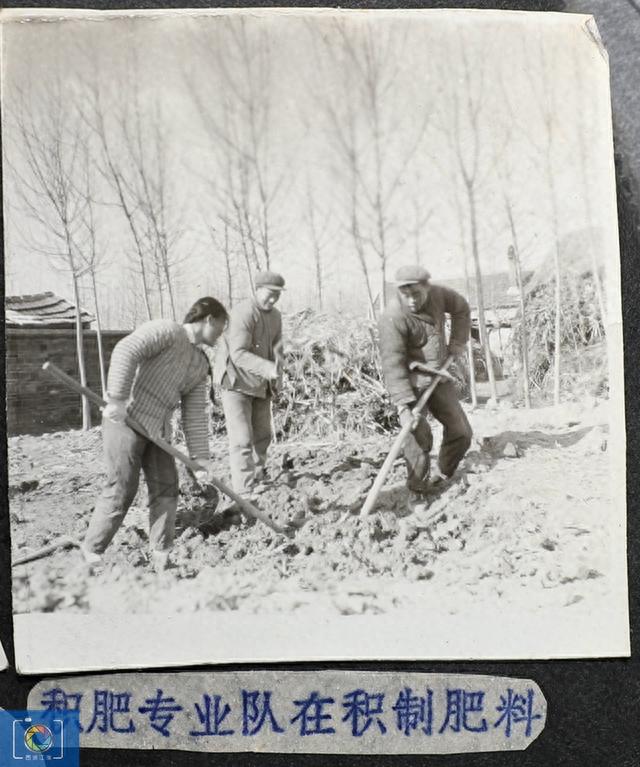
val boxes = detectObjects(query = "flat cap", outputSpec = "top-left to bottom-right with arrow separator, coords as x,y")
254,270 -> 286,291
393,265 -> 431,286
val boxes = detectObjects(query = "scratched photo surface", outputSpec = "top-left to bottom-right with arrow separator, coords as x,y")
2,8 -> 629,672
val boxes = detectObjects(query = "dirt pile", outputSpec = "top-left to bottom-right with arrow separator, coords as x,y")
10,399 -> 614,620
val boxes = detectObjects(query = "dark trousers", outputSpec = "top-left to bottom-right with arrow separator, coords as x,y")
404,380 -> 472,493
84,419 -> 179,554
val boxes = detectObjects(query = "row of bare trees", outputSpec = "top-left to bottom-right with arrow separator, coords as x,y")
311,21 -> 432,317
7,46 -> 185,425
8,79 -> 101,428
6,16 -> 609,423
187,18 -> 283,300
80,47 -> 183,323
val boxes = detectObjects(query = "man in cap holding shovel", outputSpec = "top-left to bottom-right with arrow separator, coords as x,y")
214,270 -> 286,499
378,265 -> 473,513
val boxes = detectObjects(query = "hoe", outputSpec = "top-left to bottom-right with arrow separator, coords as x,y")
11,362 -> 295,569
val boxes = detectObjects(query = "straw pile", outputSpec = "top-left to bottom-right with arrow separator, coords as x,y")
204,308 -> 471,441
273,310 -> 395,439
510,272 -> 607,401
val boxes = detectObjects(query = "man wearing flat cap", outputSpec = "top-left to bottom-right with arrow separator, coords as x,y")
214,271 -> 286,497
378,265 -> 473,513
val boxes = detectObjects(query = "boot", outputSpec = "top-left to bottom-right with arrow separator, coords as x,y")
151,549 -> 172,573
407,490 -> 430,515
80,546 -> 103,567
429,466 -> 450,489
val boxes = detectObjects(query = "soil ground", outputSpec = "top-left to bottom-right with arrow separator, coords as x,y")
9,399 -> 615,621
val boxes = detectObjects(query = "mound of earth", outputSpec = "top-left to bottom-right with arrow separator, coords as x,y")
10,399 -> 615,621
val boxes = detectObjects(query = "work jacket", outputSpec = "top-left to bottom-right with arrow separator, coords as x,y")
378,284 -> 470,406
213,298 -> 282,398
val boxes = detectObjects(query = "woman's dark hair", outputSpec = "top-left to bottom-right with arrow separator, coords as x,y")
183,296 -> 228,324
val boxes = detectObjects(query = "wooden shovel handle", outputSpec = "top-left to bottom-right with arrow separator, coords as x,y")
12,536 -> 80,567
359,357 -> 453,517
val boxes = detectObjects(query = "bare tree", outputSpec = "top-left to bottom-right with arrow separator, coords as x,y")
525,37 -> 565,405
206,217 -> 237,307
449,179 -> 479,408
79,42 -> 184,321
80,73 -> 154,321
303,174 -> 337,310
123,102 -> 183,320
7,78 -> 93,428
409,178 -> 434,267
507,241 -> 531,408
187,17 -> 284,285
340,103 -> 377,317
428,161 -> 483,407
312,20 -> 431,316
77,143 -> 108,396
495,56 -> 558,409
572,45 -> 607,327
460,239 -> 479,408
437,40 -> 499,402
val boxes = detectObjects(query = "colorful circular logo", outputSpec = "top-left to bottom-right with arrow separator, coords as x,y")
24,724 -> 53,753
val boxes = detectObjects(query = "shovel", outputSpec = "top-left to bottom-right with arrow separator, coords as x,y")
41,362 -> 292,538
359,356 -> 453,517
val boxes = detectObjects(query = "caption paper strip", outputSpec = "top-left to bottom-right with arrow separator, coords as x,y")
28,670 -> 546,754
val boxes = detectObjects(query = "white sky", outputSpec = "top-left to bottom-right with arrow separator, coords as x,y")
2,9 -> 617,328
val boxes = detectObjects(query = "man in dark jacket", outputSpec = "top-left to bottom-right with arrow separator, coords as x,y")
378,265 -> 473,512
214,271 -> 285,496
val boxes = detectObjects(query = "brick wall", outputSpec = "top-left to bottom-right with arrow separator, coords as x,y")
5,328 -> 128,435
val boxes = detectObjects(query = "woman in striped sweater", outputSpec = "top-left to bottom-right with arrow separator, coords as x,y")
82,297 -> 228,571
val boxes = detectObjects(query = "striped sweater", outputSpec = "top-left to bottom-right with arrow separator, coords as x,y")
107,320 -> 210,461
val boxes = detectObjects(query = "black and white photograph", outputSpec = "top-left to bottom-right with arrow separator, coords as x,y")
1,7 -> 629,672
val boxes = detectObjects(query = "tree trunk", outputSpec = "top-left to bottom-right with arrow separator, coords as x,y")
513,257 -> 531,409
514,259 -> 531,409
138,250 -> 154,321
553,245 -> 562,406
91,270 -> 107,399
154,256 -> 165,319
505,200 -> 531,408
379,262 -> 387,313
72,274 -> 91,430
99,137 -> 153,321
262,209 -> 271,272
162,258 -> 178,321
588,251 -> 606,329
463,259 -> 478,408
223,222 -> 233,307
546,164 -> 562,406
351,231 -> 376,318
573,49 -> 607,328
467,338 -> 478,408
315,248 -> 323,309
306,184 -> 324,309
238,230 -> 255,294
466,183 -> 498,403
349,179 -> 376,318
363,275 -> 376,320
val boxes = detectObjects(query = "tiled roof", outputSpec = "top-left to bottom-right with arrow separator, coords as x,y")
5,292 -> 94,327
437,271 -> 534,310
